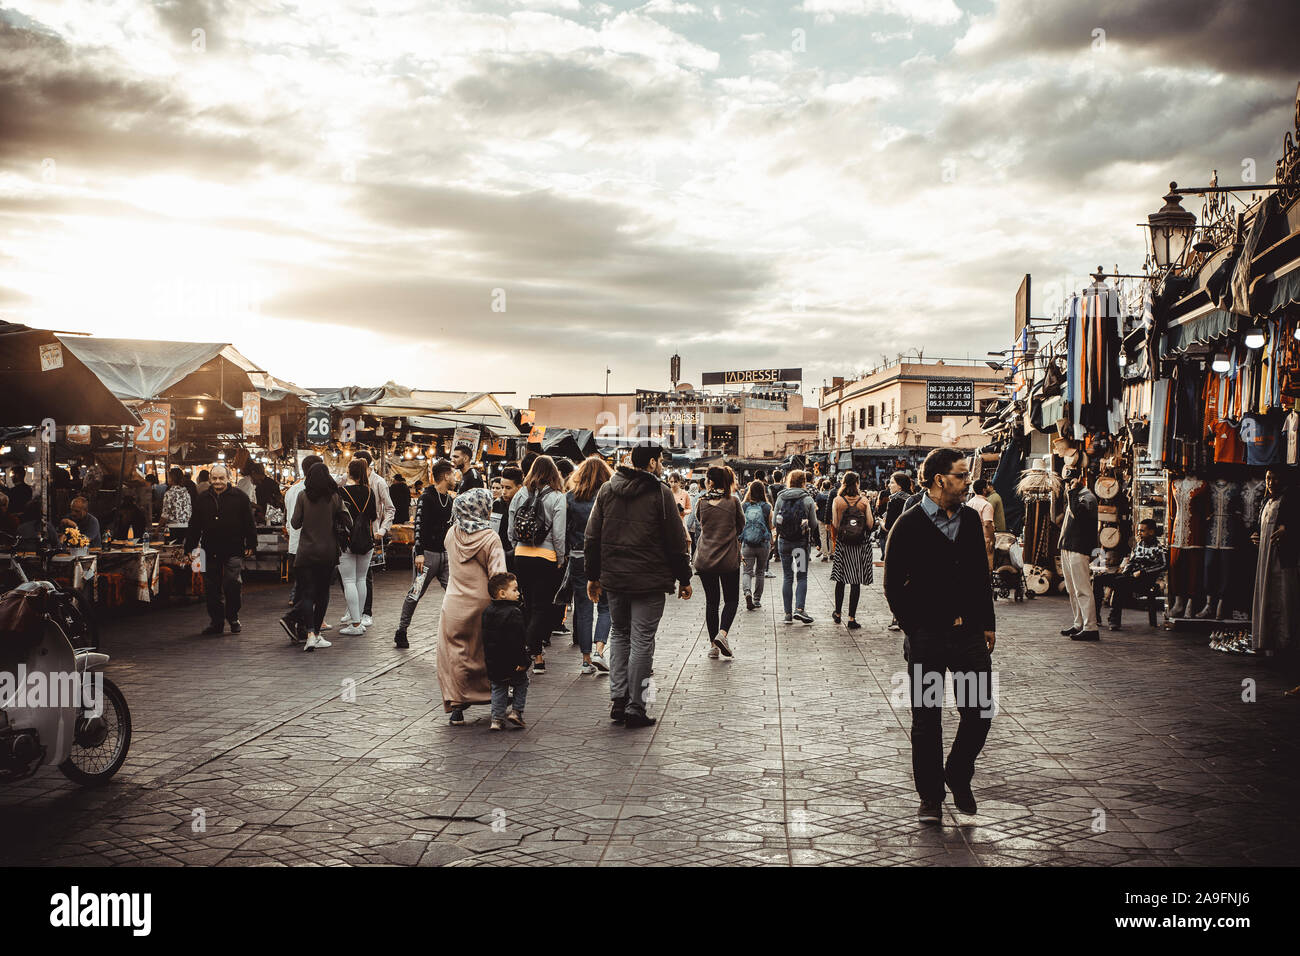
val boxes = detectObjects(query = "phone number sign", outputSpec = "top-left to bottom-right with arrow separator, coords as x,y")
926,379 -> 974,415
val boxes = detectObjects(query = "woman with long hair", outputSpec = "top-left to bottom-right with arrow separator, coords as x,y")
567,456 -> 613,674
337,457 -> 377,636
829,470 -> 874,630
287,462 -> 348,650
508,454 -> 568,674
739,480 -> 774,612
695,466 -> 746,658
438,488 -> 507,725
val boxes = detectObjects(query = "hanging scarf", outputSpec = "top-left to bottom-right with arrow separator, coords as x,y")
452,487 -> 493,533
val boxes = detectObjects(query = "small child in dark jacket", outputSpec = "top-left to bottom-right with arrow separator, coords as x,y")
481,572 -> 530,730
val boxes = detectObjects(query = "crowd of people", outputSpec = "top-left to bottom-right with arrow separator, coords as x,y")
17,438 -> 1207,823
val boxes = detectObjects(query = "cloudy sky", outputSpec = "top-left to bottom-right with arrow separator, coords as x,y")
1,0 -> 1296,405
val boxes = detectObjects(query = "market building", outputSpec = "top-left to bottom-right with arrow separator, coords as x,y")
529,366 -> 818,459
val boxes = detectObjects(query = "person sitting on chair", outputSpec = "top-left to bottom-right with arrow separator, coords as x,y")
1091,519 -> 1167,631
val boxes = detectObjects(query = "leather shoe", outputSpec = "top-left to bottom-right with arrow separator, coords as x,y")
1060,626 -> 1080,637
228,620 -> 241,634
200,623 -> 223,636
1071,630 -> 1100,641
624,713 -> 657,729
610,701 -> 627,723
945,773 -> 977,814
917,799 -> 942,824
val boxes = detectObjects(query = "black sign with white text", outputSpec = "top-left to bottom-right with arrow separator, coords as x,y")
926,379 -> 975,415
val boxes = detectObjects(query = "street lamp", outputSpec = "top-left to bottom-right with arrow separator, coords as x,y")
1147,182 -> 1197,270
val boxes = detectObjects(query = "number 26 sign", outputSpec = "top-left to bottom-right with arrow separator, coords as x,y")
134,403 -> 171,452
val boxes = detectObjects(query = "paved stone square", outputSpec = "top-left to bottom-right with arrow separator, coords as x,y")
2,558 -> 1297,867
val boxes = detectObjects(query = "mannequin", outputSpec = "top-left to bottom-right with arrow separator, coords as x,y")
1198,479 -> 1244,619
1251,465 -> 1300,654
1167,475 -> 1207,618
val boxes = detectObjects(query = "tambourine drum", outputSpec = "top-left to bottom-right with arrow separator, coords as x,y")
1099,525 -> 1122,549
1094,476 -> 1120,500
1026,566 -> 1052,594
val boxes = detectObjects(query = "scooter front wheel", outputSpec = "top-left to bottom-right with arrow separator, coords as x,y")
59,677 -> 131,787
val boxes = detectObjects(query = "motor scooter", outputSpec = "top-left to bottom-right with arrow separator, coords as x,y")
0,535 -> 131,787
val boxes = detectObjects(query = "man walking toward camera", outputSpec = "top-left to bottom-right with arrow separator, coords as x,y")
185,463 -> 258,636
585,444 -> 691,729
884,448 -> 996,824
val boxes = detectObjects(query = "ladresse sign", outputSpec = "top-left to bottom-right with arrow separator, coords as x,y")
700,368 -> 802,385
926,379 -> 975,415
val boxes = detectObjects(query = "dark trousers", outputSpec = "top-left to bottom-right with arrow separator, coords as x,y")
362,564 -> 374,616
290,561 -> 334,636
1094,570 -> 1159,625
515,555 -> 562,656
905,625 -> 994,803
834,581 -> 861,617
203,554 -> 243,626
697,568 -> 740,638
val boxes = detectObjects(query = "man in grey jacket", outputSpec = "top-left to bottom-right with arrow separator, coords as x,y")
585,444 -> 692,729
773,471 -> 820,625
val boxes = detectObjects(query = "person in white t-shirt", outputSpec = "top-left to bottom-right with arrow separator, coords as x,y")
969,479 -> 996,571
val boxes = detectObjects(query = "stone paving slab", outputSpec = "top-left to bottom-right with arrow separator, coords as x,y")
2,556 -> 1298,866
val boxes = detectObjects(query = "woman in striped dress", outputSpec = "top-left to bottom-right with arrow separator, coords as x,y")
829,471 -> 873,631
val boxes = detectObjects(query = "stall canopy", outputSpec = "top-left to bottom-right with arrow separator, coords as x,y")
307,383 -> 520,435
0,322 -> 139,427
56,338 -> 313,403
535,428 -> 597,460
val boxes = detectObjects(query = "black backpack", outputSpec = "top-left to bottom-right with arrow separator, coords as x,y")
836,497 -> 868,546
341,485 -> 373,554
513,488 -> 553,547
775,494 -> 807,543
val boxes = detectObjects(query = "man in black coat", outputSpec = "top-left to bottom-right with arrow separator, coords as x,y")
585,444 -> 691,729
185,463 -> 258,635
884,447 -> 996,824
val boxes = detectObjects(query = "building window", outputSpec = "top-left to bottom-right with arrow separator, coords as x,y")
880,401 -> 886,421
867,405 -> 875,427
859,408 -> 865,430
891,398 -> 896,420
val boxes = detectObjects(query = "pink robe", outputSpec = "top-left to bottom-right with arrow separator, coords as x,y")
436,525 -> 507,711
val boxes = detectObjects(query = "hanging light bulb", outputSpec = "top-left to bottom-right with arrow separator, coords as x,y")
1211,352 -> 1231,373
1117,352 -> 1127,367
196,403 -> 205,416
1294,325 -> 1300,342
235,408 -> 244,418
1244,324 -> 1266,350
218,451 -> 226,460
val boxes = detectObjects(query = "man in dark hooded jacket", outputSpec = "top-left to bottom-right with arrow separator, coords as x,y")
585,444 -> 691,729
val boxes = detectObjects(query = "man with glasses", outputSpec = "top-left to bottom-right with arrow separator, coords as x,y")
884,447 -> 997,824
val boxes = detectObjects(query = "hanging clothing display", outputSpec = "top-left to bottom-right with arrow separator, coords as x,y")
1240,410 -> 1282,466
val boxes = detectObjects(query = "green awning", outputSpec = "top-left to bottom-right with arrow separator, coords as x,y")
1268,268 -> 1300,313
1163,308 -> 1240,356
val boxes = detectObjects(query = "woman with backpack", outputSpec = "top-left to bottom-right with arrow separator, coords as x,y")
829,471 -> 874,630
284,462 -> 348,651
695,466 -> 746,660
739,480 -> 773,612
337,458 -> 378,636
508,455 -> 568,674
773,470 -> 820,625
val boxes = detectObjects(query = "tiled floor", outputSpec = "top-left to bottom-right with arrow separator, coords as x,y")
2,556 -> 1297,866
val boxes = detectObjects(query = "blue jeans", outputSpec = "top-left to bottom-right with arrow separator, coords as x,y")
490,670 -> 529,719
778,539 -> 809,616
572,584 -> 610,655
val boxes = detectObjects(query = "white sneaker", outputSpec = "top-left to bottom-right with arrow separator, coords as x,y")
707,645 -> 720,659
340,613 -> 350,623
313,635 -> 332,648
304,634 -> 320,651
339,624 -> 365,636
360,614 -> 374,627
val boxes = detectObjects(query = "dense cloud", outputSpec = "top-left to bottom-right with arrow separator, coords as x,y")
0,0 -> 1295,401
